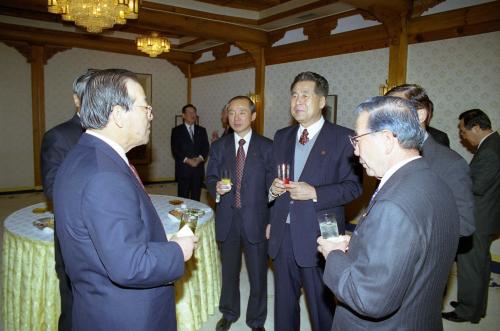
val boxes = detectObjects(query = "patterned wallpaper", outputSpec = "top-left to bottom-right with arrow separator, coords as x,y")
264,49 -> 389,138
407,31 -> 500,162
0,43 -> 33,190
192,69 -> 255,142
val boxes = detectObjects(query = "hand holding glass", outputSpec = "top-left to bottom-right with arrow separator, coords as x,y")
277,163 -> 290,184
216,169 -> 232,203
318,213 -> 341,242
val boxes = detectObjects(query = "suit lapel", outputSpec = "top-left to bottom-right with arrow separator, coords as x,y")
242,135 -> 258,185
286,126 -> 299,179
224,134 -> 237,183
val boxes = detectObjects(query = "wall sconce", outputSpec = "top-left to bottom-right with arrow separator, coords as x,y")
247,92 -> 260,104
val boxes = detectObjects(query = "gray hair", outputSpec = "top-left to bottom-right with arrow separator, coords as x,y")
355,96 -> 425,150
80,69 -> 138,129
72,69 -> 99,101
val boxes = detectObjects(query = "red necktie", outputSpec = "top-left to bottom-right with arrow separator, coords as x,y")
129,163 -> 145,190
235,139 -> 246,208
299,128 -> 309,145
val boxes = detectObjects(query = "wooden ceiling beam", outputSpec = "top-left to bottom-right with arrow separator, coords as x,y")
0,23 -> 194,63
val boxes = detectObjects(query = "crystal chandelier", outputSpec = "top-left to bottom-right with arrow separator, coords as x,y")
48,0 -> 139,33
136,32 -> 171,57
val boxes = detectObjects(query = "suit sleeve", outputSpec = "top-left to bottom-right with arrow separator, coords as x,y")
448,158 -> 475,236
314,139 -> 363,210
206,141 -> 221,200
170,127 -> 185,163
323,200 -> 419,318
471,148 -> 500,196
41,130 -> 69,200
81,172 -> 185,288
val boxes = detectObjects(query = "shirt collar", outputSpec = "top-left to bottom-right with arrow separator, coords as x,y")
379,155 -> 421,190
297,116 -> 325,140
85,131 -> 129,165
234,130 -> 252,146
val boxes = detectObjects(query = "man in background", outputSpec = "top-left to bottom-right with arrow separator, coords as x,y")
318,96 -> 459,330
171,104 -> 209,201
443,109 -> 500,324
426,99 -> 450,147
269,71 -> 362,331
386,84 -> 474,237
211,105 -> 233,142
54,69 -> 197,330
40,69 -> 95,331
206,96 -> 273,331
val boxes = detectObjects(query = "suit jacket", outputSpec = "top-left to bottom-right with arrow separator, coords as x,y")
427,126 -> 450,147
470,131 -> 500,235
41,114 -> 83,200
421,135 -> 475,236
324,158 -> 459,331
269,121 -> 363,267
171,124 -> 209,179
206,132 -> 274,243
54,134 -> 185,331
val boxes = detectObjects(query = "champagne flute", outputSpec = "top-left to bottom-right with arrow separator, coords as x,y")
216,169 -> 232,203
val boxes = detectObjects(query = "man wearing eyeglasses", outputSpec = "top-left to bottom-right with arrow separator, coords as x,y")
268,71 -> 362,331
317,96 -> 459,330
53,69 -> 197,331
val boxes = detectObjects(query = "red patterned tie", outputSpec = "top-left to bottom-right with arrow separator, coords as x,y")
235,139 -> 246,208
129,163 -> 145,190
299,128 -> 309,145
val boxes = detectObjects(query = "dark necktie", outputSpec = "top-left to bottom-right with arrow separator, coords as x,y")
189,126 -> 194,141
129,163 -> 145,190
235,138 -> 246,208
299,128 -> 309,145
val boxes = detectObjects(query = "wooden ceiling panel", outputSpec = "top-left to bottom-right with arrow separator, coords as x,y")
196,0 -> 293,11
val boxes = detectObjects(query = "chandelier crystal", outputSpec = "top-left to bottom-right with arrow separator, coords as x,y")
48,0 -> 139,33
136,32 -> 171,57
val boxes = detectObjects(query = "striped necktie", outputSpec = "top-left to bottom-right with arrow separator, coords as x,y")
234,139 -> 246,208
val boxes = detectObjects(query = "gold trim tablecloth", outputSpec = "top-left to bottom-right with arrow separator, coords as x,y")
2,195 -> 221,331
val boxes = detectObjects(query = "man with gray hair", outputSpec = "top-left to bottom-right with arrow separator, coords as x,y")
53,69 -> 197,330
41,69 -> 96,331
317,96 -> 460,330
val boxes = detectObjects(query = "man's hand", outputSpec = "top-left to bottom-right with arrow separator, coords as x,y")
317,235 -> 350,259
270,178 -> 286,197
185,157 -> 202,167
171,235 -> 199,261
286,181 -> 317,200
216,180 -> 232,195
265,224 -> 271,240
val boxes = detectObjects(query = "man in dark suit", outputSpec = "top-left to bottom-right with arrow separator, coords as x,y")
386,84 -> 475,236
426,98 -> 450,147
318,96 -> 460,330
171,104 -> 209,201
206,96 -> 273,331
54,69 -> 197,331
40,70 -> 95,331
443,109 -> 500,324
268,72 -> 362,331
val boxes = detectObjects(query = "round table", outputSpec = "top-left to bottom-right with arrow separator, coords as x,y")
2,195 -> 221,331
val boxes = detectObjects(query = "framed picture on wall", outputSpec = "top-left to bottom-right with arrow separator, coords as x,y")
127,73 -> 152,165
324,94 -> 338,124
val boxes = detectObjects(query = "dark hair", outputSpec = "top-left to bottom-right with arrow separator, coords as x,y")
459,109 -> 491,130
72,69 -> 99,101
355,96 -> 425,150
80,69 -> 138,129
226,95 -> 256,113
385,84 -> 432,115
290,71 -> 329,97
182,104 -> 197,113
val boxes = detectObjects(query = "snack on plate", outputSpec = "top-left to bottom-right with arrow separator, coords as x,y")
187,208 -> 205,217
32,207 -> 48,214
169,199 -> 184,206
33,217 -> 54,230
169,209 -> 183,220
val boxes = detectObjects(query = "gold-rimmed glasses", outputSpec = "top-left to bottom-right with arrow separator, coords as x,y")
349,131 -> 381,148
135,104 -> 153,117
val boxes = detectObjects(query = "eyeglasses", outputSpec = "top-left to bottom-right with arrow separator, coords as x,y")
136,104 -> 153,116
348,131 -> 381,148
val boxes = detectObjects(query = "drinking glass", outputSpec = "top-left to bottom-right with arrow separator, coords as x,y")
277,163 -> 290,184
216,169 -> 232,203
317,213 -> 340,241
180,213 -> 198,233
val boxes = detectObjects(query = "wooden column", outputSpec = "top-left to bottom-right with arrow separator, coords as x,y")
387,16 -> 408,88
30,45 -> 45,187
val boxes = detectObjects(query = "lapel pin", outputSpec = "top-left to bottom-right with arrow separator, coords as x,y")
320,150 -> 326,155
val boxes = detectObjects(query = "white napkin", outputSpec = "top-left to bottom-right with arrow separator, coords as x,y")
176,224 -> 195,238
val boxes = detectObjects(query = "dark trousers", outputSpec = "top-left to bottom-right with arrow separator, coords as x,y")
456,232 -> 494,320
273,225 -> 334,331
54,231 -> 73,331
218,210 -> 268,328
177,173 -> 202,201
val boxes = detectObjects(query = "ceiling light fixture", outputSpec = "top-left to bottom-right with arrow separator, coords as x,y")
136,32 -> 171,57
48,0 -> 139,33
